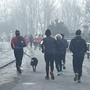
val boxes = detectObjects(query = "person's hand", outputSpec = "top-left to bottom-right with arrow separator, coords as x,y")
42,49 -> 44,53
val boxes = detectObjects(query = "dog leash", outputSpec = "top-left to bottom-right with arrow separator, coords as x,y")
24,52 -> 32,59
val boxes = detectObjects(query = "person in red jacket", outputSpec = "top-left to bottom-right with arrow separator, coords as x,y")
11,30 -> 27,74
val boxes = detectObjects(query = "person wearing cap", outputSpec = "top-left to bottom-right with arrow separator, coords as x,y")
41,29 -> 55,80
69,30 -> 87,83
11,30 -> 27,74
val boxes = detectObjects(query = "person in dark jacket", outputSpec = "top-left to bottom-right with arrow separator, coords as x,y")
55,34 -> 65,75
69,30 -> 87,83
41,29 -> 55,80
11,30 -> 27,74
61,34 -> 68,69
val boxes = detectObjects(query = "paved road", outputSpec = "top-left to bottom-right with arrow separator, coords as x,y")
0,47 -> 90,90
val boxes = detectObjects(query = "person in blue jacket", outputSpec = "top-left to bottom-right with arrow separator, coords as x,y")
11,30 -> 26,74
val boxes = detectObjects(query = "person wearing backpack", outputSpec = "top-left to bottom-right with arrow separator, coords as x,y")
11,30 -> 27,74
69,30 -> 87,83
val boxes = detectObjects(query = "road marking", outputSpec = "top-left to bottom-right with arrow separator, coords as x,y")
22,82 -> 36,85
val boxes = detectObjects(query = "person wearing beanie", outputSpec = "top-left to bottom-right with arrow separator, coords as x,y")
41,29 -> 55,80
11,30 -> 27,75
15,30 -> 20,36
69,30 -> 87,83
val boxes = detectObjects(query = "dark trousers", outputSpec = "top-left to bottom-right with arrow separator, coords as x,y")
14,49 -> 23,70
73,54 -> 84,79
44,53 -> 55,77
55,53 -> 63,72
62,53 -> 66,64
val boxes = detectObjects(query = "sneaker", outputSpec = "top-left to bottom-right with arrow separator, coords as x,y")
60,71 -> 62,75
33,66 -> 36,72
17,68 -> 22,74
45,76 -> 49,80
63,64 -> 66,69
74,73 -> 78,81
57,72 -> 60,76
63,66 -> 66,69
78,80 -> 81,83
17,70 -> 22,75
50,72 -> 55,80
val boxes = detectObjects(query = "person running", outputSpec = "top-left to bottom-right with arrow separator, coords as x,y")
55,34 -> 65,75
11,30 -> 27,74
41,29 -> 55,80
61,34 -> 68,69
69,30 -> 87,83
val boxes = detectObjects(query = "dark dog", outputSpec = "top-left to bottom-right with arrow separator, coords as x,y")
30,57 -> 38,72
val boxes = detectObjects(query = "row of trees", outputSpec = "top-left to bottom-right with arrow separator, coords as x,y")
0,0 -> 90,36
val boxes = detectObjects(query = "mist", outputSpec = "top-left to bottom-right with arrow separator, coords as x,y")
0,0 -> 90,41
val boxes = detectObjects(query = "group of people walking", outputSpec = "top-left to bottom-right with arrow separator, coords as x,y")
41,29 -> 87,83
29,34 -> 43,50
11,29 -> 87,83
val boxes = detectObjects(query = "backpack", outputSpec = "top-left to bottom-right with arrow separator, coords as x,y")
16,36 -> 26,47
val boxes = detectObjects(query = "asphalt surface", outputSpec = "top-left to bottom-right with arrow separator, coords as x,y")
0,47 -> 90,90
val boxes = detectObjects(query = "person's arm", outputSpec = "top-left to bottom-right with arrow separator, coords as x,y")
11,38 -> 14,49
69,40 -> 73,52
22,37 -> 27,47
83,40 -> 88,53
41,39 -> 45,53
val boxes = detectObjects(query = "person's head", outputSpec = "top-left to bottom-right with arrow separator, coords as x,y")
55,34 -> 62,40
45,29 -> 51,37
61,34 -> 64,38
15,30 -> 20,36
75,30 -> 81,35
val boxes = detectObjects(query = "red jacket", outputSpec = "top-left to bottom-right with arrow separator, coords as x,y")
11,36 -> 27,49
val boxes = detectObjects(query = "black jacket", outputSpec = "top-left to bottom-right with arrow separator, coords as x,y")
69,36 -> 87,55
41,36 -> 55,54
55,39 -> 65,54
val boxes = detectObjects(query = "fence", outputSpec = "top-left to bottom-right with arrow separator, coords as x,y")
87,43 -> 90,59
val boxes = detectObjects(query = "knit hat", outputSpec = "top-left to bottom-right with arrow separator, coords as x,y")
15,30 -> 20,36
45,29 -> 51,37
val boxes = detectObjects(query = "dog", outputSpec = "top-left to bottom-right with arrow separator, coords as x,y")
30,57 -> 38,72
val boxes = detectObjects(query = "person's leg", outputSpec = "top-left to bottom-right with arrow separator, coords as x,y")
50,54 -> 55,80
14,50 -> 19,70
14,49 -> 23,74
73,55 -> 79,81
55,54 -> 60,72
58,54 -> 63,75
73,55 -> 78,74
77,57 -> 84,83
18,49 -> 23,67
62,53 -> 66,69
50,54 -> 54,72
59,59 -> 62,72
44,54 -> 49,79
